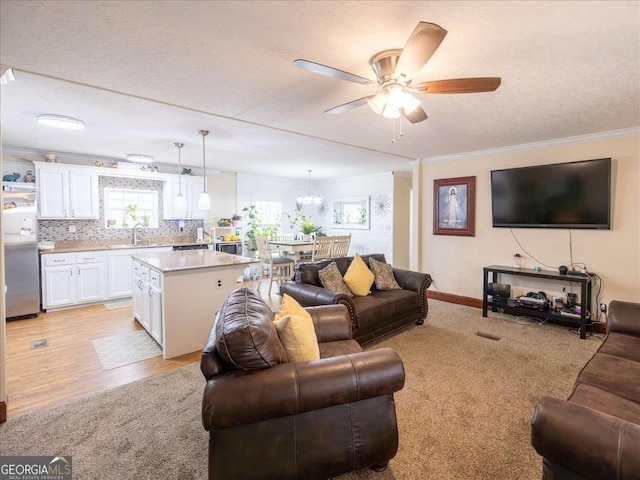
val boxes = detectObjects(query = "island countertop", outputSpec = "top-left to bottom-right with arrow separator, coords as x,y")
131,249 -> 258,273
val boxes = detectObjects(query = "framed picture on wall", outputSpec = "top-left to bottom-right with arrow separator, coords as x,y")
433,176 -> 476,236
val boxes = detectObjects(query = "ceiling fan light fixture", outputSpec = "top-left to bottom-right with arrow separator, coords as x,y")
382,105 -> 401,119
401,92 -> 421,114
36,114 -> 85,130
367,92 -> 387,115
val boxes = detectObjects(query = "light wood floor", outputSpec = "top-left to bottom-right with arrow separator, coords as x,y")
5,280 -> 283,419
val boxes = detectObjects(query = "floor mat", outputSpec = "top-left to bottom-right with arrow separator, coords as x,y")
103,299 -> 133,310
92,330 -> 162,370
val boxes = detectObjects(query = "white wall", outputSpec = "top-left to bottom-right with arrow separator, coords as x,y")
315,172 -> 395,260
417,133 -> 640,307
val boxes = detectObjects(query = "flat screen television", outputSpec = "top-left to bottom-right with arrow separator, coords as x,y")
491,158 -> 611,229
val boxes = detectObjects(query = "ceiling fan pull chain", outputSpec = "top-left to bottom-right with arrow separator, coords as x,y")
399,115 -> 404,139
391,117 -> 397,143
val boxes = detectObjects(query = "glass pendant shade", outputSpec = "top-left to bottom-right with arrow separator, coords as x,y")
198,191 -> 211,210
174,193 -> 186,211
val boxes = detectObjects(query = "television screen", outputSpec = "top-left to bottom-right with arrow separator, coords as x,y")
491,158 -> 611,229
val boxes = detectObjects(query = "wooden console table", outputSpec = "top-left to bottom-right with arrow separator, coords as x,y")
482,265 -> 594,339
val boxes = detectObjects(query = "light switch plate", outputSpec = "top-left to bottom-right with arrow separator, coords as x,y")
69,225 -> 76,233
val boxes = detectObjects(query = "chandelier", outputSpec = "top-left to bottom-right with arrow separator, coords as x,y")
297,170 -> 322,205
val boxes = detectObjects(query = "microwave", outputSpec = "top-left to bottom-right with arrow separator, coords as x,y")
216,242 -> 243,255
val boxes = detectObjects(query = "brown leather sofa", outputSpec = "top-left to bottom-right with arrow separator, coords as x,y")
280,253 -> 432,344
531,300 -> 640,480
201,288 -> 406,480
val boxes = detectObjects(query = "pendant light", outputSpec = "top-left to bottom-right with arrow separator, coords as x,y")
198,130 -> 211,210
296,169 -> 322,205
174,142 -> 186,212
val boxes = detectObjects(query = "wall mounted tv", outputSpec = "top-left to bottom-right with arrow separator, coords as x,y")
491,158 -> 611,229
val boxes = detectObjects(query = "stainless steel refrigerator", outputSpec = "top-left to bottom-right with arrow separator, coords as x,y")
3,185 -> 40,319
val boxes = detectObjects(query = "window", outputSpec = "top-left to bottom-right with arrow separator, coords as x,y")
255,201 -> 282,226
104,188 -> 159,228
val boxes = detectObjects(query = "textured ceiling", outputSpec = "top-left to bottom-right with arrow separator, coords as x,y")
1,1 -> 639,179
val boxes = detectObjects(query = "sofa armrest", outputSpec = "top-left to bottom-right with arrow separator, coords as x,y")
280,282 -> 356,324
392,268 -> 432,292
608,301 -> 640,336
392,268 -> 432,324
202,347 -> 404,430
307,304 -> 352,342
531,396 -> 640,480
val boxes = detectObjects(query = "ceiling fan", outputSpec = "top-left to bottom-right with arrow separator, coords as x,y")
293,22 -> 501,124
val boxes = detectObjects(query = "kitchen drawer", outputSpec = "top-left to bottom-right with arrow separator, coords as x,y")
149,270 -> 161,288
132,261 -> 142,277
76,252 -> 105,264
43,253 -> 74,266
140,265 -> 150,280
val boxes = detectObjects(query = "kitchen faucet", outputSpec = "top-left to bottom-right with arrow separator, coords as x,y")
133,223 -> 147,246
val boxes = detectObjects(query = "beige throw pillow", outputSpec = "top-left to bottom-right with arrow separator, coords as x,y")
274,295 -> 320,363
343,253 -> 375,296
369,257 -> 402,290
319,262 -> 353,297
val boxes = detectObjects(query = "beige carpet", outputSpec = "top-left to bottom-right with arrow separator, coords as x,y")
0,300 -> 601,479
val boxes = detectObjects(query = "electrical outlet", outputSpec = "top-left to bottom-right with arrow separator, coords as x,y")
216,279 -> 223,289
599,303 -> 607,314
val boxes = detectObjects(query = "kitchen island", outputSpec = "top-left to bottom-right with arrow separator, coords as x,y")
131,249 -> 258,359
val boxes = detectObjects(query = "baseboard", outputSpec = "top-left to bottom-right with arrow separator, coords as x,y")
427,291 -> 483,309
0,401 -> 6,423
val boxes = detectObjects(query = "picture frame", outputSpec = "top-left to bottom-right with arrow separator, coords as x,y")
433,176 -> 476,236
332,196 -> 370,230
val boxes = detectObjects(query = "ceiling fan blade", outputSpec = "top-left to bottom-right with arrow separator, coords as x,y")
402,106 -> 428,123
293,59 -> 377,86
394,22 -> 448,79
414,77 -> 502,94
325,96 -> 374,114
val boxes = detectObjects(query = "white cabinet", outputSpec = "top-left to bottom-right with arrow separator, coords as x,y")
163,175 -> 207,220
36,164 -> 99,219
132,259 -> 163,346
108,247 -> 172,298
44,265 -> 76,307
42,252 -> 105,309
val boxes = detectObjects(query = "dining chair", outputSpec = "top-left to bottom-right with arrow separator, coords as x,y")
255,236 -> 295,294
311,235 -> 334,261
332,234 -> 351,257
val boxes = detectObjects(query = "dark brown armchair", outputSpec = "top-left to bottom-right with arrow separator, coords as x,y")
201,288 -> 405,480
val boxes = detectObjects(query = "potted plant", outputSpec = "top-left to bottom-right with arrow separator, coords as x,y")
231,213 -> 242,227
300,217 -> 315,242
242,205 -> 261,251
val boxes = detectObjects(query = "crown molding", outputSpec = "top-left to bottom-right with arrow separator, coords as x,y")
420,127 -> 640,165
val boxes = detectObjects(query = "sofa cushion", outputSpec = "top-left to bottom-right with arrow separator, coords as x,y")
319,262 -> 353,297
352,295 -> 395,329
368,257 -> 401,290
570,383 -> 640,424
343,254 -> 375,296
274,295 -> 320,363
215,288 -> 288,370
295,257 -> 351,287
599,332 -> 640,363
576,353 -> 640,403
370,289 -> 421,316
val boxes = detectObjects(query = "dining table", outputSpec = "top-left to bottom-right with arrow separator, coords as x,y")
269,239 -> 315,261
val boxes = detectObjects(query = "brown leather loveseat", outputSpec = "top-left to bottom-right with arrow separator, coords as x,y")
201,288 -> 406,480
531,300 -> 640,479
280,253 -> 432,344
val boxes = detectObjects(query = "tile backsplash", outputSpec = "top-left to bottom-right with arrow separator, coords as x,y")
38,175 -> 202,241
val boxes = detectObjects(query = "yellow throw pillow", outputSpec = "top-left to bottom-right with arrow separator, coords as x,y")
275,294 -> 311,322
343,253 -> 375,296
274,314 -> 320,363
